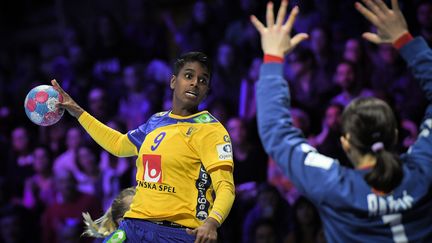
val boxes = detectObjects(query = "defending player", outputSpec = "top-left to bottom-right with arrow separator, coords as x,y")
82,187 -> 135,238
53,52 -> 235,243
252,0 -> 432,241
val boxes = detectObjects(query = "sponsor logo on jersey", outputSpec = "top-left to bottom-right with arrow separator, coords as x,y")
155,111 -> 168,117
142,154 -> 162,183
223,135 -> 231,143
193,114 -> 213,123
136,180 -> 177,193
107,229 -> 126,243
216,143 -> 233,160
186,126 -> 197,136
195,165 -> 211,221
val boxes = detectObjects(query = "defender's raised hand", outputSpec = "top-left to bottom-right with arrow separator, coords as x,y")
51,79 -> 84,118
250,0 -> 308,57
355,0 -> 408,44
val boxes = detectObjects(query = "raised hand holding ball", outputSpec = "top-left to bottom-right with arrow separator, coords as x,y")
24,85 -> 64,126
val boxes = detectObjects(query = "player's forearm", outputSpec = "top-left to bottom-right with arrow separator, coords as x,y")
398,37 -> 432,104
78,112 -> 137,157
208,168 -> 235,225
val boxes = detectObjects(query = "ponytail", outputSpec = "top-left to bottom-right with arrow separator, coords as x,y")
342,97 -> 403,193
82,187 -> 135,238
82,207 -> 117,238
364,149 -> 403,193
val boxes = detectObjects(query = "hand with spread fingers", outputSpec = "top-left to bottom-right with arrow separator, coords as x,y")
51,79 -> 84,118
250,0 -> 308,57
355,0 -> 408,44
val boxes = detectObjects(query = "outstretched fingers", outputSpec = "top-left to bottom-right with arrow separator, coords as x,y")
355,1 -> 379,26
282,5 -> 299,33
51,79 -> 65,95
374,0 -> 391,13
291,33 -> 309,48
362,32 -> 381,44
266,2 -> 275,28
275,0 -> 288,27
391,0 -> 400,11
250,15 -> 266,34
362,0 -> 386,19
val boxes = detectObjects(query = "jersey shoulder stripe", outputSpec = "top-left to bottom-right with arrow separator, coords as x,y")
127,111 -> 219,150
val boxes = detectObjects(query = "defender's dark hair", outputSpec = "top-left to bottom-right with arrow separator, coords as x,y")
173,52 -> 212,78
342,97 -> 402,193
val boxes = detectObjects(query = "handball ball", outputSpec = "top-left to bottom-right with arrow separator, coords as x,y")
24,85 -> 64,126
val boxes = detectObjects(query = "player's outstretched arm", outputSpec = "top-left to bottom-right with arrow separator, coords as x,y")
51,79 -> 84,118
250,0 -> 308,57
357,0 -> 432,174
355,0 -> 408,44
52,79 -> 137,157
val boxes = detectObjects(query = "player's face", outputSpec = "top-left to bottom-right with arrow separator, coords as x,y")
170,61 -> 210,110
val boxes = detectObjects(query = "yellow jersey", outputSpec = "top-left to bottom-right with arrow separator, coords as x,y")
124,110 -> 233,227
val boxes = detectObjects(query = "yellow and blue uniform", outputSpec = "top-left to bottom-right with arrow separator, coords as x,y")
79,110 -> 235,230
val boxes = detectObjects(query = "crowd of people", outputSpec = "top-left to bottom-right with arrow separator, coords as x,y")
1,0 -> 432,242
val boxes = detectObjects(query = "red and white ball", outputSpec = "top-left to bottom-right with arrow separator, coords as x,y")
24,85 -> 64,126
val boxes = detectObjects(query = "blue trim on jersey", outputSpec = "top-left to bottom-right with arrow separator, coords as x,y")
127,111 -> 217,151
256,37 -> 432,242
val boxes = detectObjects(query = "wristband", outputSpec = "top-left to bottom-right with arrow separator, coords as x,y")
393,32 -> 413,50
264,54 -> 284,63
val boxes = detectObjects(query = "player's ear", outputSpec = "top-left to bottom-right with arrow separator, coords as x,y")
170,75 -> 176,90
340,134 -> 351,153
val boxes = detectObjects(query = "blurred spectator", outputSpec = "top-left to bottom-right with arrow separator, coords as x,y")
416,0 -> 432,46
98,120 -> 132,211
42,171 -> 101,243
87,87 -> 112,122
284,196 -> 324,243
0,204 -> 38,243
253,219 -> 278,243
292,0 -> 322,35
331,60 -> 375,107
224,0 -> 261,64
228,117 -> 267,186
117,64 -> 152,130
308,103 -> 350,167
163,0 -> 221,55
22,146 -> 56,212
342,38 -> 372,86
53,126 -> 82,175
206,99 -> 232,126
243,183 -> 292,243
124,0 -> 168,61
74,145 -> 100,195
309,25 -> 336,81
238,57 -> 262,121
210,42 -> 243,108
370,44 -> 407,95
45,122 -> 67,157
285,48 -> 335,132
7,127 -> 34,199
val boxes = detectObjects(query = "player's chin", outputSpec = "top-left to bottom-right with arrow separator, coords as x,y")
184,96 -> 204,107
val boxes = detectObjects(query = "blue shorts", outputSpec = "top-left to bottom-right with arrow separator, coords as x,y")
103,218 -> 196,243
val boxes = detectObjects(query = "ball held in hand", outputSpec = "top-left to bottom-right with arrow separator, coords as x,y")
24,85 -> 64,126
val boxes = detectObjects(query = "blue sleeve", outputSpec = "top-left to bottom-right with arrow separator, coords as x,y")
399,37 -> 432,180
256,63 -> 341,203
127,120 -> 150,152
